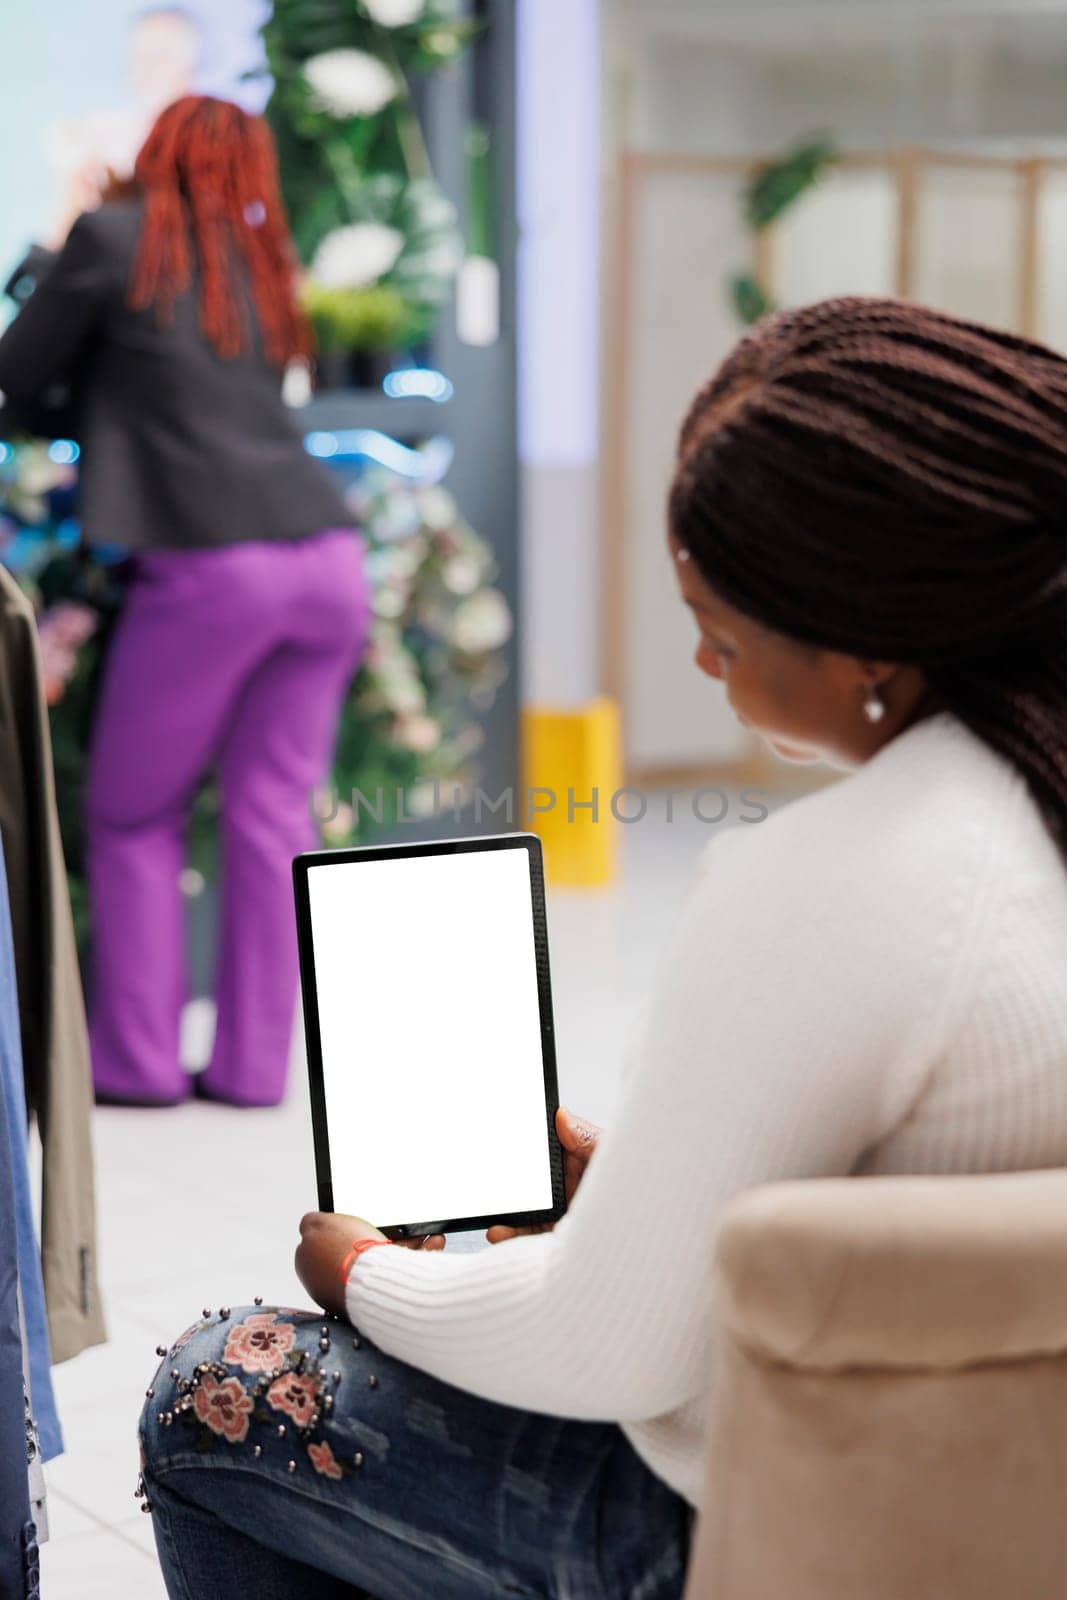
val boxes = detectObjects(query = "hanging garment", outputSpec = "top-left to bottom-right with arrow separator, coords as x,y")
0,563 -> 105,1362
0,831 -> 62,1458
0,1023 -> 39,1598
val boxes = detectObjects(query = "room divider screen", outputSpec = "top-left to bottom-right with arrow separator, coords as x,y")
603,145 -> 1067,787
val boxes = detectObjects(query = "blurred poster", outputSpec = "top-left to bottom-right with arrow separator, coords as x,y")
0,1 -> 271,311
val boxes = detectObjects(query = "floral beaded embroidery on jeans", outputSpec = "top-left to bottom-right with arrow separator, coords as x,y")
223,1313 -> 296,1374
136,1305 -> 370,1513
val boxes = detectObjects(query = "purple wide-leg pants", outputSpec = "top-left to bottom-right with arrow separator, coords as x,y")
84,529 -> 372,1107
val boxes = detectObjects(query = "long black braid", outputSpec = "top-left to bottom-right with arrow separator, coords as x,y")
669,295 -> 1067,845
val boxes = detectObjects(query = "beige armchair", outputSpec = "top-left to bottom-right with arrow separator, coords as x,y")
685,1170 -> 1067,1600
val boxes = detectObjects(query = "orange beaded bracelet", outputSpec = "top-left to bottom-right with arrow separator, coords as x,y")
339,1237 -> 393,1287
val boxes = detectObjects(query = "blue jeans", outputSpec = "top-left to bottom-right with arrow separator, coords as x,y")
138,1305 -> 695,1599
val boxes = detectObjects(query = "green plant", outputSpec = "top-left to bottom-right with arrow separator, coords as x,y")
324,467 -> 512,842
728,273 -> 774,327
302,282 -> 424,352
729,134 -> 838,326
260,0 -> 477,352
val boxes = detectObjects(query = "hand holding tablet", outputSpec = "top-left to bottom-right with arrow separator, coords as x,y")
485,1106 -> 601,1241
293,1104 -> 601,1315
293,832 -> 568,1240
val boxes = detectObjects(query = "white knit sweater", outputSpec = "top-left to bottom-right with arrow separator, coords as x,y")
345,710 -> 1067,1507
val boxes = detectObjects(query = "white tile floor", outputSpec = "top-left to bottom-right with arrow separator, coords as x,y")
36,804 -> 746,1595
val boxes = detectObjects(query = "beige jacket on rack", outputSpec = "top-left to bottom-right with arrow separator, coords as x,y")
0,564 -> 104,1362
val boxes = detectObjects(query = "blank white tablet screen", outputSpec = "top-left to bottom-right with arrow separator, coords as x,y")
305,847 -> 554,1228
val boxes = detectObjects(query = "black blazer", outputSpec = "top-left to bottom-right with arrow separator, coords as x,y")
0,201 -> 353,551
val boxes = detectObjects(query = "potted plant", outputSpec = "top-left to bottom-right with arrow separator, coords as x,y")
261,0 -> 476,386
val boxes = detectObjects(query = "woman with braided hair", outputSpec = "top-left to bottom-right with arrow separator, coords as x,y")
667,296 -> 1067,838
135,296 -> 1067,1598
0,96 -> 372,1107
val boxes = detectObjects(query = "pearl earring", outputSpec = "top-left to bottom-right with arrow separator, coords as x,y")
862,683 -> 886,724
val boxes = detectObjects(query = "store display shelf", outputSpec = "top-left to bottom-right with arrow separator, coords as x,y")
299,391 -> 454,439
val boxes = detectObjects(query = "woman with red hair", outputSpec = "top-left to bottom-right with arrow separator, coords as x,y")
0,96 -> 373,1108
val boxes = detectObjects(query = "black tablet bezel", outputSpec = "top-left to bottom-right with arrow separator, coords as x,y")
293,831 -> 566,1239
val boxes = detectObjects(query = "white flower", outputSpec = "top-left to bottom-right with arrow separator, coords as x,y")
417,487 -> 457,531
449,588 -> 512,654
377,657 -> 426,714
408,189 -> 457,227
405,780 -> 440,819
363,0 -> 425,24
373,586 -> 408,620
385,680 -> 426,715
424,29 -> 460,58
311,223 -> 404,291
442,555 -> 481,595
402,240 -> 463,278
382,541 -> 424,580
321,802 -> 354,841
304,49 -> 397,118
365,622 -> 403,669
393,714 -> 441,754
376,499 -> 421,541
18,450 -> 67,496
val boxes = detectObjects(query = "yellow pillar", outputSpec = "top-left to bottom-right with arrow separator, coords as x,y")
520,696 -> 622,887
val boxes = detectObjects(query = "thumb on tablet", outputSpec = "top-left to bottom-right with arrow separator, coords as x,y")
556,1106 -> 601,1208
556,1106 -> 601,1159
486,1109 -> 602,1246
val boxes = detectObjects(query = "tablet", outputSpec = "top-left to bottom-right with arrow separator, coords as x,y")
293,832 -> 566,1239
